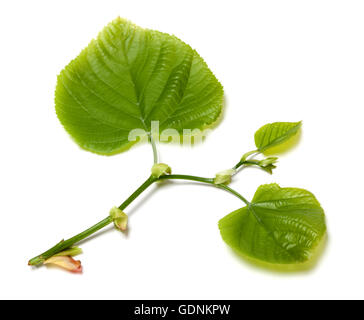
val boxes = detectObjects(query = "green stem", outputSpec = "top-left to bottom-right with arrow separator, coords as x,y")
28,176 -> 157,266
119,176 -> 156,210
233,159 -> 260,170
148,134 -> 158,164
159,174 -> 214,184
158,174 -> 250,205
233,149 -> 259,170
28,174 -> 249,266
215,184 -> 250,206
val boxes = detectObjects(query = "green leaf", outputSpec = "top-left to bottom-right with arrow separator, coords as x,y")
254,121 -> 302,153
218,184 -> 326,265
53,247 -> 83,257
55,18 -> 224,155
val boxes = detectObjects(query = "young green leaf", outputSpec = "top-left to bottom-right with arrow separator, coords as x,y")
53,247 -> 83,257
218,184 -> 326,265
55,18 -> 224,155
254,121 -> 302,153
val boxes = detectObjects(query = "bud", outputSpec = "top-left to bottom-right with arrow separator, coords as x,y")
44,256 -> 82,273
151,163 -> 172,178
109,207 -> 128,231
214,169 -> 236,185
259,157 -> 278,167
261,164 -> 277,175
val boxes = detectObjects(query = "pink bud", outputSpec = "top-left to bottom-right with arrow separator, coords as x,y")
44,255 -> 82,273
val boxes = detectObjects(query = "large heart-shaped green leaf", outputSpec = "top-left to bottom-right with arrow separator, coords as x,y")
55,18 -> 224,155
219,184 -> 326,265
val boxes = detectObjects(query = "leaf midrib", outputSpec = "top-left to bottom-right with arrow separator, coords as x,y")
259,123 -> 300,152
118,30 -> 148,131
247,204 -> 298,260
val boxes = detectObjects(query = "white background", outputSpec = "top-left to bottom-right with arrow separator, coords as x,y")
0,0 -> 363,300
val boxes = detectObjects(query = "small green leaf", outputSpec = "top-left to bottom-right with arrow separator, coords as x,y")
254,122 -> 302,153
55,18 -> 224,155
53,247 -> 83,257
218,184 -> 326,265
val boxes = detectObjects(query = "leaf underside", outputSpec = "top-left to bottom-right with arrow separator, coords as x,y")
219,184 -> 326,265
254,121 -> 302,153
55,18 -> 224,155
